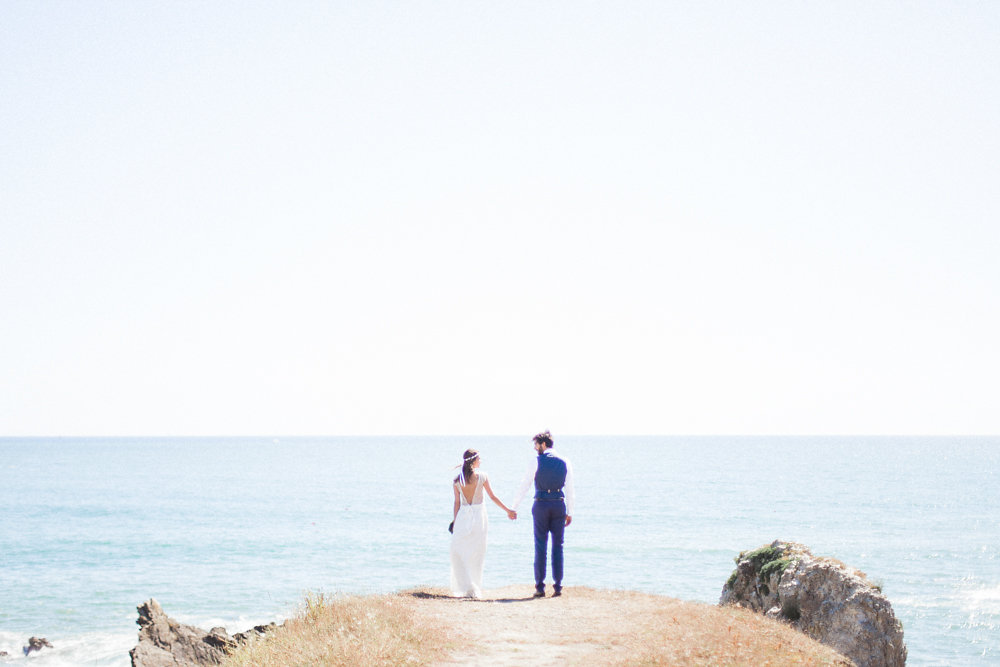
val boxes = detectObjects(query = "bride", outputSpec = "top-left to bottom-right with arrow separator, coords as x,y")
450,449 -> 516,598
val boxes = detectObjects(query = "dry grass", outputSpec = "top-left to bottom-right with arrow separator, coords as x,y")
614,598 -> 853,666
222,586 -> 853,666
222,592 -> 455,667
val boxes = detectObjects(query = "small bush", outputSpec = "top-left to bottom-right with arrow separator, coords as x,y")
741,545 -> 784,568
759,557 -> 793,581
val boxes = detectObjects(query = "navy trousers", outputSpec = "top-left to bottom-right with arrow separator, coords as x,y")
532,499 -> 566,591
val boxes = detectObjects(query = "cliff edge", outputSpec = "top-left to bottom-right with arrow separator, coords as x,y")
130,598 -> 278,667
720,540 -> 906,667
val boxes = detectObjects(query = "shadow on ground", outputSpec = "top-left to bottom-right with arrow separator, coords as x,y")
407,590 -> 537,603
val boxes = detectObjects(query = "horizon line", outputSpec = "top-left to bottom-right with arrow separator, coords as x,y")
2,433 -> 998,439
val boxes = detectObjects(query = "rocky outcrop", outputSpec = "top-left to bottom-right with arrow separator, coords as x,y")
24,636 -> 54,655
130,599 -> 278,667
720,541 -> 906,667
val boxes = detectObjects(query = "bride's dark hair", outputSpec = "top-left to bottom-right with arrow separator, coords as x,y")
454,449 -> 479,484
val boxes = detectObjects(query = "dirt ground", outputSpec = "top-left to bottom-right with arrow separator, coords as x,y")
398,585 -> 855,667
399,586 -> 695,666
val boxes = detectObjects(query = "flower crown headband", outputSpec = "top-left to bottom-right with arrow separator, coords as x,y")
452,453 -> 480,470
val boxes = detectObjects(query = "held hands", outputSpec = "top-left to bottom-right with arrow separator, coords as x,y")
565,515 -> 572,527
506,509 -> 517,520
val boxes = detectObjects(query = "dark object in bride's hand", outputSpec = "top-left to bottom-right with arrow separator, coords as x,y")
448,521 -> 454,533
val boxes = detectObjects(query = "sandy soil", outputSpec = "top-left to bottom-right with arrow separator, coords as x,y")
398,585 -> 854,667
400,586 -> 701,666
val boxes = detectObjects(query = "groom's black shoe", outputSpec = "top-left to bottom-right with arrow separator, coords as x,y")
532,590 -> 545,598
552,589 -> 562,597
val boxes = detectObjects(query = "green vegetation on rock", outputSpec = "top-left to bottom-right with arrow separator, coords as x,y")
760,557 -> 793,580
742,545 -> 783,567
724,544 -> 797,591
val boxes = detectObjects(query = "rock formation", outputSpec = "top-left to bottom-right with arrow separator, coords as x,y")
720,540 -> 906,667
24,636 -> 53,655
130,598 -> 277,667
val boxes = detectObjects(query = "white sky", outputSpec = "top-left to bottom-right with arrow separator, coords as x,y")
2,2 -> 998,436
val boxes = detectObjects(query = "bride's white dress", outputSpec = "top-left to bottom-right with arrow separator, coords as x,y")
450,472 -> 489,598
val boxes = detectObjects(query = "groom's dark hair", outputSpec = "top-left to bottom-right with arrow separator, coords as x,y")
533,430 -> 553,448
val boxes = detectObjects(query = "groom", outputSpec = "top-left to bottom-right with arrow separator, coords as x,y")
513,430 -> 575,598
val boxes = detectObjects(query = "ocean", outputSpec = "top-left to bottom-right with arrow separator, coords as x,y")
0,436 -> 997,665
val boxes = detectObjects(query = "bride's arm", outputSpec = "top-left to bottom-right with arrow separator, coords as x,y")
483,476 -> 517,520
453,484 -> 460,521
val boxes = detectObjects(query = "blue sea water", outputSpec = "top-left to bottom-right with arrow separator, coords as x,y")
0,436 -> 997,665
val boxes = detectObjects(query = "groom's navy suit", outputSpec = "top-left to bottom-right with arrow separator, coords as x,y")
514,448 -> 575,594
533,450 -> 568,593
